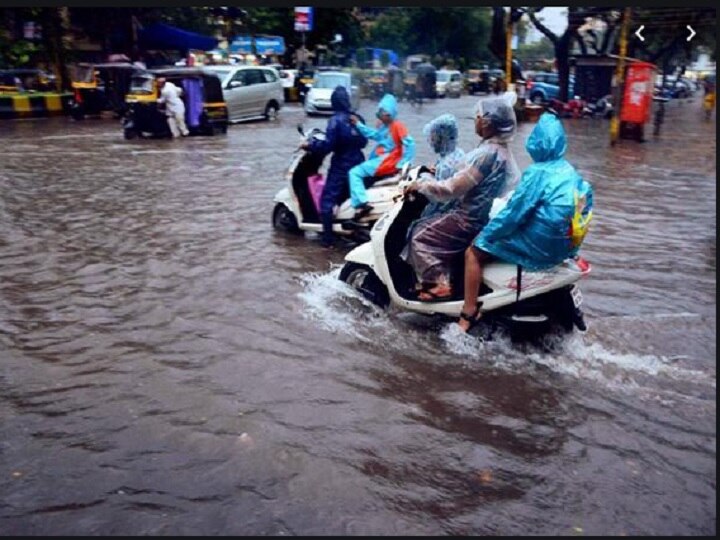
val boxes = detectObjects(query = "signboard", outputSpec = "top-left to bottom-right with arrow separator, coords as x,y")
230,36 -> 286,55
294,7 -> 313,32
621,62 -> 656,124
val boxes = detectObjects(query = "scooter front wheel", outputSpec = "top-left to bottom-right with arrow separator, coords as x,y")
339,262 -> 389,308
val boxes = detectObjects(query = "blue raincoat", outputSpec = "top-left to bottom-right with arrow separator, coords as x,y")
348,94 -> 415,208
308,86 -> 368,243
474,113 -> 594,271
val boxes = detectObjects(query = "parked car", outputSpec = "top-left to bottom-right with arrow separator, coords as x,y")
435,69 -> 463,98
304,71 -> 359,115
526,72 -> 575,103
205,65 -> 284,122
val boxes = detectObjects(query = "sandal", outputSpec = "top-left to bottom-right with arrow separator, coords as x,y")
458,303 -> 484,332
417,287 -> 453,302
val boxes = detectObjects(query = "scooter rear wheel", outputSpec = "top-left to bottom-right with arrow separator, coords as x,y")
272,204 -> 301,234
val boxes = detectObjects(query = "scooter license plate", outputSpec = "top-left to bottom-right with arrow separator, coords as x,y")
571,286 -> 583,308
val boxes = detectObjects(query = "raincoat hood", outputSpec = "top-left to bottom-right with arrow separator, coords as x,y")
331,85 -> 352,113
423,113 -> 458,156
377,93 -> 398,119
526,112 -> 567,163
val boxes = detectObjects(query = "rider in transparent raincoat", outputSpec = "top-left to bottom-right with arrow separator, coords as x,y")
402,96 -> 520,300
457,112 -> 593,332
417,113 -> 466,219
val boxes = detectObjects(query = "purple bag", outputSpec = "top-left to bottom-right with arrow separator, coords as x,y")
308,174 -> 325,213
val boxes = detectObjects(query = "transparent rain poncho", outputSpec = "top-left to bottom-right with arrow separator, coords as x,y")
401,96 -> 520,289
420,114 -> 466,218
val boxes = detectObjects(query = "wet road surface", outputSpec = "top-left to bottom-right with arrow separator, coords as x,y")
0,96 -> 715,535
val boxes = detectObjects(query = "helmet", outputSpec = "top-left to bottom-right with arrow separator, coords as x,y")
475,95 -> 517,138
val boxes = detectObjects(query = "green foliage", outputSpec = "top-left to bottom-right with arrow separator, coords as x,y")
515,37 -> 554,62
0,39 -> 40,68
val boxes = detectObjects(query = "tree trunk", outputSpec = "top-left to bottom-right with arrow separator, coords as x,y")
556,31 -> 572,101
41,7 -> 69,91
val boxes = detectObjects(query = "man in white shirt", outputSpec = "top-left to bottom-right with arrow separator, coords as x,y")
157,77 -> 189,138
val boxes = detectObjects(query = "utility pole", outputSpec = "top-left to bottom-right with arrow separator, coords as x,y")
610,7 -> 632,145
505,8 -> 513,90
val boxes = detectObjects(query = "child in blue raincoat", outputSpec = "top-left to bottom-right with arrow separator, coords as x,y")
348,94 -> 415,219
458,112 -> 594,332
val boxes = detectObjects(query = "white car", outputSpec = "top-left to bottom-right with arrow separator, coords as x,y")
205,65 -> 284,122
436,69 -> 463,98
304,71 -> 360,115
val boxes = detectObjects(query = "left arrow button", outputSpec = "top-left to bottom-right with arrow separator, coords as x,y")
635,25 -> 645,42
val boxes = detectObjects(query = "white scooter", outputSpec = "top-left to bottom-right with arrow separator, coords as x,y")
339,165 -> 592,341
272,125 -> 405,243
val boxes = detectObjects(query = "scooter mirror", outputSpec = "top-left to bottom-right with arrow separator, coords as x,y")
297,124 -> 305,136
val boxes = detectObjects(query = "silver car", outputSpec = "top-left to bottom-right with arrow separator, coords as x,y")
304,71 -> 359,115
205,65 -> 284,122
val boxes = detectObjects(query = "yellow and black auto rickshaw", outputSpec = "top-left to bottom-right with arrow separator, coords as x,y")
122,67 -> 229,140
70,62 -> 140,120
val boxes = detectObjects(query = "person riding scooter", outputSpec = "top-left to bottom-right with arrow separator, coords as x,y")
457,111 -> 593,332
348,94 -> 415,221
402,95 -> 520,302
301,85 -> 368,248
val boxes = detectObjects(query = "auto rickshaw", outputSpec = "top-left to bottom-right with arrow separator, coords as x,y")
465,69 -> 490,94
122,67 -> 228,140
414,63 -> 437,99
0,68 -> 55,93
70,62 -> 140,120
367,69 -> 388,99
295,65 -> 315,104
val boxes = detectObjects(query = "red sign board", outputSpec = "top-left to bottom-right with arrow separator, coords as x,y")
621,62 -> 656,124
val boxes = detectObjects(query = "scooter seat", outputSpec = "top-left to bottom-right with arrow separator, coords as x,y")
363,172 -> 398,188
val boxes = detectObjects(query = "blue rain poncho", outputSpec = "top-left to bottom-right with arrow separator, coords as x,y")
474,112 -> 594,271
348,93 -> 416,207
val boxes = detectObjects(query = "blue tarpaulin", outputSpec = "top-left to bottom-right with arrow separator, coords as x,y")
229,36 -> 286,55
139,23 -> 218,52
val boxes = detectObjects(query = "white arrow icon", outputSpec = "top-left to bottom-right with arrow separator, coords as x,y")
687,25 -> 696,41
635,25 -> 645,42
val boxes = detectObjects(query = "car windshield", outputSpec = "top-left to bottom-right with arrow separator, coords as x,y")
209,69 -> 231,81
437,72 -> 450,82
72,65 -> 95,83
130,76 -> 154,95
313,74 -> 348,89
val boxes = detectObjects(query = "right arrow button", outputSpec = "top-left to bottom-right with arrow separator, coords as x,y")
687,25 -> 696,41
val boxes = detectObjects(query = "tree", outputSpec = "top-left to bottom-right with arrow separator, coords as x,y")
526,7 -> 586,101
488,7 -> 525,80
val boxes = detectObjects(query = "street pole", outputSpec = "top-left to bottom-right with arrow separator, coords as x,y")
505,9 -> 513,91
610,7 -> 632,145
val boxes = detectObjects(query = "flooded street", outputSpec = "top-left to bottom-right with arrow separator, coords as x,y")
0,97 -> 715,535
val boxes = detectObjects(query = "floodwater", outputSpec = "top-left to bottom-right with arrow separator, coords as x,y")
0,96 -> 715,535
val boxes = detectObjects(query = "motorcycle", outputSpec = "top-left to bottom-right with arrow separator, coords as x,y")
339,165 -> 592,342
272,125 -> 407,244
582,95 -> 614,119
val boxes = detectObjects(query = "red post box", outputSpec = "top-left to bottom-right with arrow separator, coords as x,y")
621,61 -> 655,124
